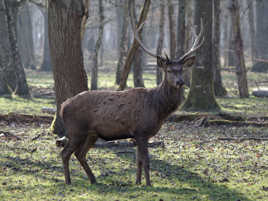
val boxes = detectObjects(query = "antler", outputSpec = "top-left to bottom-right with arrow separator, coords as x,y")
129,0 -> 161,59
177,19 -> 205,62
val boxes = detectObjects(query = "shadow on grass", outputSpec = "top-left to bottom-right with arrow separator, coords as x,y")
1,147 -> 252,201
0,155 -> 62,183
110,148 -> 252,201
150,158 -> 250,201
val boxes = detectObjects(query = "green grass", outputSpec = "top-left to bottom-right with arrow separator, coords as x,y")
1,70 -> 268,200
0,96 -> 53,115
1,122 -> 268,201
3,69 -> 268,117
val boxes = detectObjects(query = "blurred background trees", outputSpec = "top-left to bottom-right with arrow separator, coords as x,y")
1,0 -> 267,111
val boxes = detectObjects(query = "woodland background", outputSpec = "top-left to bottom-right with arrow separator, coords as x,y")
1,0 -> 268,201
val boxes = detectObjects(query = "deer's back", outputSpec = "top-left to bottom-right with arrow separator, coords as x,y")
60,88 -> 161,140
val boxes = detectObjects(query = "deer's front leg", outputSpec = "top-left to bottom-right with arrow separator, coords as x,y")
136,138 -> 151,186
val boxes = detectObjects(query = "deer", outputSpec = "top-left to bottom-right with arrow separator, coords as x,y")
56,4 -> 204,186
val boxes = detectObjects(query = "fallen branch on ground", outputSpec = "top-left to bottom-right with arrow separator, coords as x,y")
217,137 -> 268,142
0,113 -> 53,124
205,119 -> 268,127
94,141 -> 164,148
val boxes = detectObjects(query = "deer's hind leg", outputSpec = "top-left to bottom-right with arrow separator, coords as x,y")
75,131 -> 98,184
61,136 -> 82,185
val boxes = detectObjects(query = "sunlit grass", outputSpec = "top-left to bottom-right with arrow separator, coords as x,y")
2,69 -> 268,117
1,68 -> 268,200
0,96 -> 54,115
2,122 -> 268,200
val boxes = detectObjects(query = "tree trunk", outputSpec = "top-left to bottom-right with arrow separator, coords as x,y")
168,0 -> 176,59
213,0 -> 227,97
229,0 -> 249,98
48,0 -> 88,136
115,0 -> 124,54
91,0 -> 104,90
181,0 -> 220,112
115,1 -> 128,85
176,0 -> 186,101
133,46 -> 145,87
247,0 -> 256,65
156,2 -> 165,85
0,0 -> 30,97
40,10 -> 52,71
256,0 -> 268,61
222,6 -> 229,67
118,0 -> 151,91
227,14 -> 235,66
176,0 -> 185,57
17,2 -> 35,69
133,0 -> 145,88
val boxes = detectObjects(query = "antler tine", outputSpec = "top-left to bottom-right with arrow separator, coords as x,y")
178,19 -> 205,61
129,0 -> 160,59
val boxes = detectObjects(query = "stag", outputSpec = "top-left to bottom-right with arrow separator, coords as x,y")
56,3 -> 204,186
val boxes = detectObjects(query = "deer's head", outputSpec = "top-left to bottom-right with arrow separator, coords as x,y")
156,54 -> 195,88
129,1 -> 204,88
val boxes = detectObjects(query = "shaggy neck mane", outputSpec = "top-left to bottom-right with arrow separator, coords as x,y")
149,78 -> 182,121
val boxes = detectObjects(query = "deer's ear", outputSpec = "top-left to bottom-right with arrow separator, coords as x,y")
183,55 -> 196,67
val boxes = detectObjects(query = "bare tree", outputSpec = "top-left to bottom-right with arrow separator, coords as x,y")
176,0 -> 185,57
256,0 -> 268,62
115,1 -> 128,85
229,0 -> 249,98
40,9 -> 52,71
182,0 -> 220,111
17,2 -> 36,69
48,0 -> 89,136
247,0 -> 256,65
213,0 -> 227,97
133,0 -> 145,88
118,0 -> 151,90
227,13 -> 235,67
91,0 -> 104,90
176,0 -> 186,101
168,0 -> 176,59
156,2 -> 165,85
0,0 -> 30,97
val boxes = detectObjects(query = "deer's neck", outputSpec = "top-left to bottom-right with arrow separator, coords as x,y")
151,78 -> 182,121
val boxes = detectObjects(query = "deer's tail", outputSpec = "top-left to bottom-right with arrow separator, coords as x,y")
56,136 -> 69,147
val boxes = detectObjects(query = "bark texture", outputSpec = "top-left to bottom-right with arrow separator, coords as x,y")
118,0 -> 151,91
115,1 -> 128,85
91,0 -> 104,90
167,0 -> 176,59
247,0 -> 256,65
181,0 -> 220,111
256,0 -> 268,60
40,11 -> 52,71
133,0 -> 145,88
0,0 -> 30,97
213,0 -> 227,97
229,0 -> 249,98
17,2 -> 35,69
156,2 -> 165,85
48,0 -> 88,136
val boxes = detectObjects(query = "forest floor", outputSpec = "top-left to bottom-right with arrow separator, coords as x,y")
1,70 -> 268,201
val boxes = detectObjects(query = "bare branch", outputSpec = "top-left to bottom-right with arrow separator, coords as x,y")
129,0 -> 159,59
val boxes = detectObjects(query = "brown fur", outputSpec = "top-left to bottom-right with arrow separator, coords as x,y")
58,55 -> 196,186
